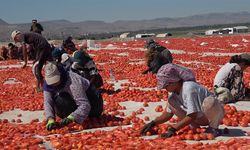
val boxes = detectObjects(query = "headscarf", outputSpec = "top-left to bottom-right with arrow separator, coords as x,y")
156,63 -> 196,89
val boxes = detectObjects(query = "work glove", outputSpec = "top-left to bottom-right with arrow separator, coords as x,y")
60,115 -> 74,127
140,121 -> 156,135
161,127 -> 177,138
46,119 -> 56,131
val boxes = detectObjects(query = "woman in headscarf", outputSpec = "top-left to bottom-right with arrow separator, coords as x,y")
140,63 -> 224,138
214,53 -> 250,104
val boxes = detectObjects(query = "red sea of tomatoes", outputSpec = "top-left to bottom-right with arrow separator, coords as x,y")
1,35 -> 250,149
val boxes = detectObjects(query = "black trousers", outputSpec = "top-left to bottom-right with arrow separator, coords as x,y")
54,92 -> 77,119
86,85 -> 103,117
54,86 -> 103,119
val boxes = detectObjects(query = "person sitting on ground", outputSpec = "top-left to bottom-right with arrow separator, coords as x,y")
11,30 -> 53,92
0,46 -> 8,60
142,39 -> 173,74
7,43 -> 22,60
214,53 -> 250,104
61,53 -> 74,71
71,51 -> 103,89
62,36 -> 77,54
44,62 -> 103,131
140,63 -> 224,138
30,19 -> 44,35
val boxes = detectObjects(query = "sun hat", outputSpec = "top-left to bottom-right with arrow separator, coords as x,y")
44,62 -> 61,85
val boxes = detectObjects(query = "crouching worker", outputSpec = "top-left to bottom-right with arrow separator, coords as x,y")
142,39 -> 173,74
11,30 -> 53,92
140,64 -> 224,137
71,51 -> 103,89
214,53 -> 250,104
43,62 -> 103,131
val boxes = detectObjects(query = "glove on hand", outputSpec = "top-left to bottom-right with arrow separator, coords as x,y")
60,115 -> 74,127
161,127 -> 177,138
46,119 -> 56,131
140,121 -> 156,135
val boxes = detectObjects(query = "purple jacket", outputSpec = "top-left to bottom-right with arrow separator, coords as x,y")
43,71 -> 90,123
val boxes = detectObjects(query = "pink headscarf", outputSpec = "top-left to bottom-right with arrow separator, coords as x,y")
156,64 -> 196,89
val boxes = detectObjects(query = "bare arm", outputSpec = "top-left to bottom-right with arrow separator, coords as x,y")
140,111 -> 174,135
154,111 -> 174,125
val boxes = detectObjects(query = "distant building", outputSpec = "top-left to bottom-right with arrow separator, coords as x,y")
234,26 -> 248,33
219,28 -> 234,34
120,32 -> 130,38
156,33 -> 172,37
205,29 -> 220,35
135,33 -> 155,38
205,26 -> 248,35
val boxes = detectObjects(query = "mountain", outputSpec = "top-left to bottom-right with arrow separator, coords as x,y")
1,11 -> 250,41
0,19 -> 8,25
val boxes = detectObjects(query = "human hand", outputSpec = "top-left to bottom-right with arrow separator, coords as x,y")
46,119 -> 56,131
161,127 -> 177,138
60,115 -> 74,127
140,121 -> 155,135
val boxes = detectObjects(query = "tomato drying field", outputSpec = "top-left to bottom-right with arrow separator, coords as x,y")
0,35 -> 250,149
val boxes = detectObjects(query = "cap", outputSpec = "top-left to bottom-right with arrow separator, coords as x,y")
72,51 -> 80,61
11,30 -> 21,40
61,53 -> 70,63
44,62 -> 61,85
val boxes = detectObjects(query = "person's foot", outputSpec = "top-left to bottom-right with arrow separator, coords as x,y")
205,127 -> 222,137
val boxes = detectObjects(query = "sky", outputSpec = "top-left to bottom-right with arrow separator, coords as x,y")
1,0 -> 250,24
